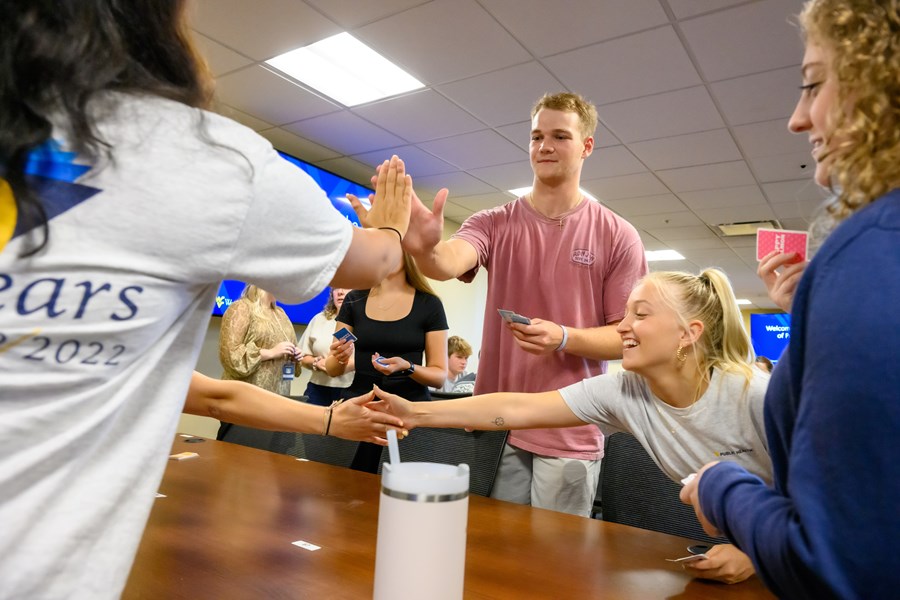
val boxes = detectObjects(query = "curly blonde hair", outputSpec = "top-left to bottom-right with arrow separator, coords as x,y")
799,0 -> 900,221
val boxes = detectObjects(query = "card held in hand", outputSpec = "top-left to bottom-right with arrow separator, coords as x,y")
756,228 -> 809,263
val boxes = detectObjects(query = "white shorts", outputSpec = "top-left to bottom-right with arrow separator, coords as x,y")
490,443 -> 601,517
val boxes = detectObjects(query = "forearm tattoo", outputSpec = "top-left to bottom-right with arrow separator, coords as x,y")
492,416 -> 505,427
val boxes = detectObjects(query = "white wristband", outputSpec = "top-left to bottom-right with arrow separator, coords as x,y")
556,324 -> 568,352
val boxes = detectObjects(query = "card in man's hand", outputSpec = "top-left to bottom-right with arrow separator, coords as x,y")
756,228 -> 809,263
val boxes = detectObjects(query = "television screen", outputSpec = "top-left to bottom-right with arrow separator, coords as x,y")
211,150 -> 371,324
750,313 -> 791,364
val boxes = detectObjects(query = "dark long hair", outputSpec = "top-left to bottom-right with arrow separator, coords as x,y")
0,0 -> 214,255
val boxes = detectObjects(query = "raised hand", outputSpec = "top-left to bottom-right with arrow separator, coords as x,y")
402,187 -> 449,257
347,155 -> 412,238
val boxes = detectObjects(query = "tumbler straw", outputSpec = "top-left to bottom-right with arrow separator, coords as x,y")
387,428 -> 401,465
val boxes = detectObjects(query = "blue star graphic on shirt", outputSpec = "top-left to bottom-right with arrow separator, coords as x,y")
10,140 -> 102,241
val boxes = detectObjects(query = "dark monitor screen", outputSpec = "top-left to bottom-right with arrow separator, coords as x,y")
211,150 -> 370,324
750,313 -> 791,364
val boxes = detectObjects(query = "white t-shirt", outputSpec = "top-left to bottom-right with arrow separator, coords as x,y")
0,94 -> 353,598
297,311 -> 353,387
559,368 -> 772,484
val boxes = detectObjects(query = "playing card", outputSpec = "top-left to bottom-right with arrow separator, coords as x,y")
756,228 -> 809,262
333,327 -> 358,343
497,309 -> 531,325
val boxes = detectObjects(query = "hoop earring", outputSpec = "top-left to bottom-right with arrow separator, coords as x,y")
676,344 -> 687,363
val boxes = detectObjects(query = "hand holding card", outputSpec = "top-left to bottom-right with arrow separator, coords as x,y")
498,309 -> 531,325
333,327 -> 358,343
756,228 -> 808,263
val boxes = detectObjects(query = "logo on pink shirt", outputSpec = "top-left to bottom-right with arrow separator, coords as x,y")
572,249 -> 595,266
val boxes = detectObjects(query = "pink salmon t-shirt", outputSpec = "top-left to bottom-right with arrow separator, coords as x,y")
453,197 -> 647,459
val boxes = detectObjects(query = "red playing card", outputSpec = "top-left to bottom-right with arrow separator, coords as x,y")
756,228 -> 809,263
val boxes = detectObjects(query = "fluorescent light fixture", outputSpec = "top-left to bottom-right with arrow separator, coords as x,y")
716,220 -> 780,237
645,249 -> 685,262
736,298 -> 753,305
266,33 -> 424,107
507,187 -> 600,203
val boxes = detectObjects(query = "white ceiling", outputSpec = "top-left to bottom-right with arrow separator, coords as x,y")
191,0 -> 825,309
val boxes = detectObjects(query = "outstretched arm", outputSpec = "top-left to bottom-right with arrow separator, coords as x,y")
185,372 -> 404,444
371,385 -> 584,431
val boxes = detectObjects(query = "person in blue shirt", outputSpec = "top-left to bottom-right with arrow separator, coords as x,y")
680,1 -> 900,598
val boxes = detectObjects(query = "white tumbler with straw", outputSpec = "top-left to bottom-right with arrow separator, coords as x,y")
373,430 -> 470,600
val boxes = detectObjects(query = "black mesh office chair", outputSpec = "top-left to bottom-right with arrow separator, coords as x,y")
377,428 -> 508,497
596,431 -> 726,546
284,433 -> 360,468
218,423 -> 295,454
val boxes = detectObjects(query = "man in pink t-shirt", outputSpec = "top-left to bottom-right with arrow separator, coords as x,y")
380,92 -> 647,516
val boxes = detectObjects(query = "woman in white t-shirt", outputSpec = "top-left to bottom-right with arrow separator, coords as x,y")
298,287 -> 354,405
375,268 -> 770,585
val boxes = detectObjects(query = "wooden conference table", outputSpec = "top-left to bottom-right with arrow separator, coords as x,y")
124,437 -> 775,599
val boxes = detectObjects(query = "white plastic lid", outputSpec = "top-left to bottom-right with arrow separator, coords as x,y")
382,462 -> 470,496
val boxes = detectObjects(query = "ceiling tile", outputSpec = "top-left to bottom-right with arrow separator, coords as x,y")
656,160 -> 755,192
762,179 -> 828,204
779,217 -> 813,230
304,0 -> 427,29
544,27 -> 701,105
629,211 -> 707,229
216,66 -> 340,126
480,0 -> 668,57
679,0 -> 805,81
353,145 -> 457,177
629,129 -> 741,170
192,0 -> 341,60
215,104 -> 274,131
749,152 -> 814,182
581,145 -> 647,179
413,171 -> 498,198
284,111 -> 405,155
603,194 -> 688,217
667,0 -> 749,19
733,118 -> 809,157
356,0 -> 530,85
259,128 -> 341,162
442,201 -> 476,221
436,62 -> 564,128
678,247 -> 743,265
194,33 -> 252,76
418,130 -> 527,170
353,90 -> 485,143
648,225 -> 718,241
583,172 -> 669,201
668,237 -> 729,250
693,203 -> 777,225
467,161 -> 534,191
314,156 -> 378,186
711,66 -> 800,126
599,86 -> 724,143
678,184 -> 767,210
